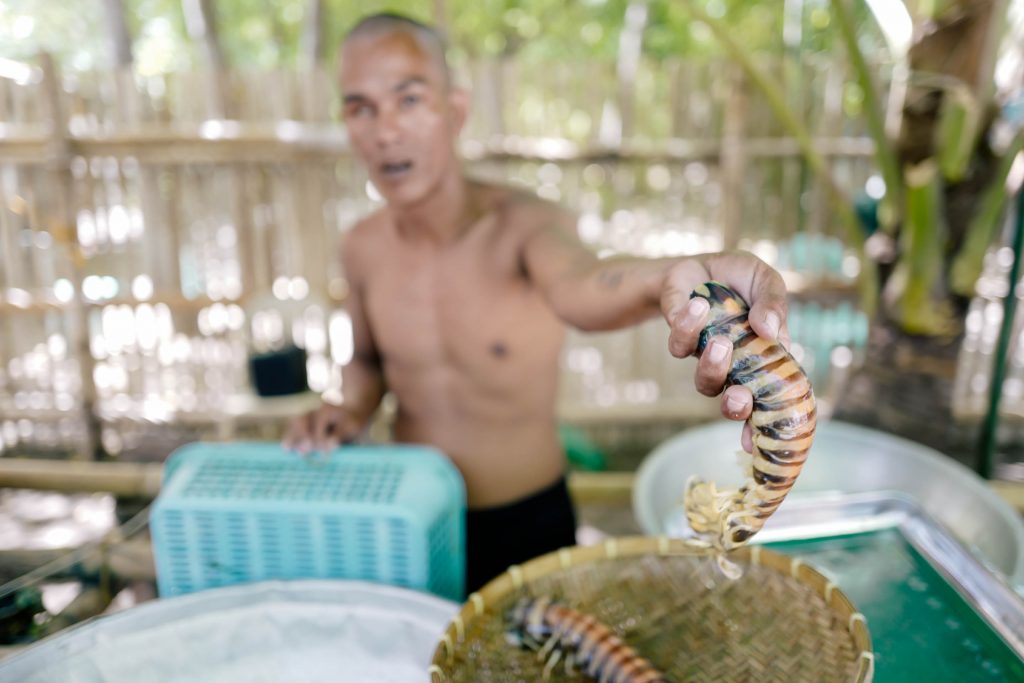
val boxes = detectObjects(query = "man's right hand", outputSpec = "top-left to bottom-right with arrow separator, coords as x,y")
283,403 -> 365,454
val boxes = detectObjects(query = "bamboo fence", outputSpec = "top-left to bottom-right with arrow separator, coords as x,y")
0,54 -> 882,462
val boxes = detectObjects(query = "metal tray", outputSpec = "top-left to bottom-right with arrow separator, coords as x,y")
756,492 -> 1024,683
634,421 -> 1024,584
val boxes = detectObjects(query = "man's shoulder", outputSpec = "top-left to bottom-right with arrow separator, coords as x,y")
348,207 -> 390,240
484,183 -> 576,229
343,208 -> 390,252
340,208 -> 390,276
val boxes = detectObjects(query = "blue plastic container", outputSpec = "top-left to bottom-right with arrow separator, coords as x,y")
150,442 -> 465,601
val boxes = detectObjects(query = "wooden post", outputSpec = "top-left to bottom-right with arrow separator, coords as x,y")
182,0 -> 227,119
615,0 -> 648,143
782,0 -> 805,240
101,0 -> 134,67
0,171 -> 24,290
230,167 -> 256,298
39,54 -> 102,461
301,0 -> 325,69
182,0 -> 225,70
432,0 -> 450,37
475,58 -> 506,139
809,60 -> 847,237
668,59 -> 687,139
252,170 -> 273,297
720,67 -> 748,250
298,166 -> 328,297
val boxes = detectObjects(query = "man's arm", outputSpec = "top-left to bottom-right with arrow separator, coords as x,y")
523,204 -> 789,338
285,230 -> 386,453
334,239 -> 387,426
521,204 -> 670,332
522,203 -> 791,449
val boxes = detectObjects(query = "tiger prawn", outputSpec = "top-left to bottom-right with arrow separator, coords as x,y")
684,281 -> 816,577
506,596 -> 669,682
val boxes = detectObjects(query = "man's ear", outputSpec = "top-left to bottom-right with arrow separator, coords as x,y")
448,87 -> 470,135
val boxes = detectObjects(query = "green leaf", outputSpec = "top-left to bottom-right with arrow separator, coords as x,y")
950,130 -> 1024,297
889,160 -> 959,335
678,0 -> 878,316
831,0 -> 903,234
936,82 -> 982,183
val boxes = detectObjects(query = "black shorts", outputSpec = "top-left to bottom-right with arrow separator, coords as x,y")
464,477 -> 578,597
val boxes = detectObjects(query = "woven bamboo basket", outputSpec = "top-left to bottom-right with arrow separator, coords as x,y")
429,536 -> 873,682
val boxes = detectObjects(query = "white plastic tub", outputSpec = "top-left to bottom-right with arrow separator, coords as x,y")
0,580 -> 457,683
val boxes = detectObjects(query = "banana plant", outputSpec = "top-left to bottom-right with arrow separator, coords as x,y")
681,0 -> 1022,337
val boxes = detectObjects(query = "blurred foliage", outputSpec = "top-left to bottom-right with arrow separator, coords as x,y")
0,586 -> 43,644
0,0 -> 885,74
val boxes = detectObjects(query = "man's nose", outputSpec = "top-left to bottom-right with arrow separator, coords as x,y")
375,107 -> 402,148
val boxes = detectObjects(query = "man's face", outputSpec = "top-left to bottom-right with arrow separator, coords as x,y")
339,32 -> 466,208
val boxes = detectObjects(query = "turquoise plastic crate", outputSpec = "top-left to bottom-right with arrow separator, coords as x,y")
150,442 -> 465,601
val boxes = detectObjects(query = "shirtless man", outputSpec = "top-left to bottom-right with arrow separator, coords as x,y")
285,13 -> 791,594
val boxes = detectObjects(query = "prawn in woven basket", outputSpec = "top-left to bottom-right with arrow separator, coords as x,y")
429,538 -> 873,683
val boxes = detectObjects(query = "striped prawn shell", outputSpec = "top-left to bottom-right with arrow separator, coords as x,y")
507,596 -> 669,683
687,281 -> 816,549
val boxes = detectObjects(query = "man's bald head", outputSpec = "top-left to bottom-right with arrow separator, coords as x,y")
338,12 -> 469,209
342,13 -> 451,87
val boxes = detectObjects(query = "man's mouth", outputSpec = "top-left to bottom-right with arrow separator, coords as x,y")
380,160 -> 413,179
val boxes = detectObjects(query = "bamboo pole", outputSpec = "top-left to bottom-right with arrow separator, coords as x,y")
0,161 -> 26,290
101,0 -> 134,67
950,130 -> 1024,296
28,170 -> 58,293
978,187 -> 1024,479
299,165 -> 328,297
831,0 -> 903,231
719,67 -> 748,250
182,0 -> 227,120
475,59 -> 506,139
432,0 -> 449,37
38,584 -> 120,637
39,54 -> 101,461
567,471 -> 634,505
0,128 -> 878,165
894,160 -> 957,335
182,0 -> 225,70
0,540 -> 155,583
0,458 -> 163,497
231,166 -> 257,297
615,1 -> 648,143
301,0 -> 326,70
808,61 -> 847,237
680,0 -> 877,315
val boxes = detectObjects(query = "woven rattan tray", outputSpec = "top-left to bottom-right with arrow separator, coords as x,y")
429,536 -> 873,682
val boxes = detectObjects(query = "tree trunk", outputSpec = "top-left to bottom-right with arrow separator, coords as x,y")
300,0 -> 325,68
182,0 -> 225,69
833,320 -> 980,467
101,0 -> 133,67
432,0 -> 449,38
181,0 -> 227,118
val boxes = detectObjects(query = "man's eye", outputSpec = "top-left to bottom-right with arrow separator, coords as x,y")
400,94 -> 420,108
349,104 -> 373,118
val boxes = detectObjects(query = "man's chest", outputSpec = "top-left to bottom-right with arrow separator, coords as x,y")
362,241 -> 549,367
